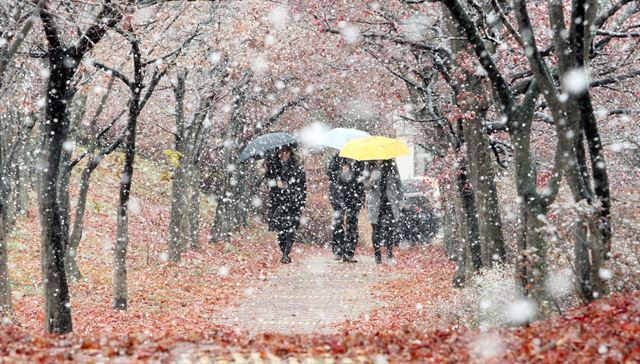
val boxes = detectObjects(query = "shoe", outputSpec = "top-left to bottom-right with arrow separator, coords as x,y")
333,253 -> 343,261
374,252 -> 382,264
280,255 -> 291,264
342,256 -> 358,263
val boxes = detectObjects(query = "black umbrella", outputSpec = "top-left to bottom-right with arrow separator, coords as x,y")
237,132 -> 298,163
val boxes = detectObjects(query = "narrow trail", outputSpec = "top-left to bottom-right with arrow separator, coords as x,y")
218,253 -> 402,335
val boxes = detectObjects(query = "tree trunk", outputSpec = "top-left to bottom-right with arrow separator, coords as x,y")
14,163 -> 29,216
66,158 -> 100,281
509,87 -> 553,315
452,157 -> 481,287
0,207 -> 13,323
38,48 -> 74,333
66,78 -> 118,281
113,104 -> 140,310
458,158 -> 482,270
463,117 -> 506,266
210,162 -> 254,244
517,200 -> 548,314
442,184 -> 459,260
0,121 -> 13,321
57,158 -> 73,257
168,153 -> 188,261
210,192 -> 231,243
210,150 -> 236,244
187,164 -> 201,249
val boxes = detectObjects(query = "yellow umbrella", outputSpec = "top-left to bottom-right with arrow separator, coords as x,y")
339,136 -> 410,160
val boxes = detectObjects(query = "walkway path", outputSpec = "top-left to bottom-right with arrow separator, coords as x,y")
218,253 -> 398,335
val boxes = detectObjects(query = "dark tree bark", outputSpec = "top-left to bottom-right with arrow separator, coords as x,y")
94,26 -> 190,309
37,1 -> 120,334
513,0 -> 613,302
38,44 -> 76,334
112,39 -> 144,311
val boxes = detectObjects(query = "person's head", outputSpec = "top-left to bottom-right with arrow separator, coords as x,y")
278,146 -> 292,161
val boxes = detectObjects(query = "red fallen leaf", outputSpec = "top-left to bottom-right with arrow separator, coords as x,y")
80,339 -> 100,350
328,339 -> 347,354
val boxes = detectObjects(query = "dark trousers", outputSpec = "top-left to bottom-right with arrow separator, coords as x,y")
372,208 -> 395,259
277,229 -> 295,257
331,207 -> 360,258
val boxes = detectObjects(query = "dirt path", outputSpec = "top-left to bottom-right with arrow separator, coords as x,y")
218,253 -> 398,335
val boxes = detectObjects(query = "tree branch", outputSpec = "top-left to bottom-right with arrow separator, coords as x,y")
39,3 -> 62,50
399,115 -> 447,123
156,122 -> 178,137
97,109 -> 127,141
71,2 -> 123,57
0,0 -> 46,85
68,151 -> 89,170
596,30 -> 640,37
257,98 -> 306,133
93,62 -> 133,89
439,0 -> 514,113
363,47 -> 426,93
590,69 -> 640,88
142,24 -> 201,67
100,126 -> 127,156
514,0 -> 562,117
139,67 -> 168,110
594,0 -> 636,29
489,0 -> 525,48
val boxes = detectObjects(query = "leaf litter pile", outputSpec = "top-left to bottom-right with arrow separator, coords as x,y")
2,160 -> 639,362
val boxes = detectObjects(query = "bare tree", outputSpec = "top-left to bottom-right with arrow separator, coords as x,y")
430,0 -> 639,314
65,76 -> 127,280
94,25 -> 197,309
37,1 -> 121,334
0,111 -> 36,323
167,63 -> 228,261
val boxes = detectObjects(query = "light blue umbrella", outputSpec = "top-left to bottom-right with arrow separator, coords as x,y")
317,128 -> 370,149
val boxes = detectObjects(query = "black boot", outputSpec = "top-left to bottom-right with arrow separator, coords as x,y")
342,255 -> 358,263
374,250 -> 382,264
280,255 -> 291,264
281,230 -> 294,264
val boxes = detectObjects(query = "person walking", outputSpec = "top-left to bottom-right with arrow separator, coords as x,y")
366,159 -> 403,264
327,155 -> 365,262
264,145 -> 307,264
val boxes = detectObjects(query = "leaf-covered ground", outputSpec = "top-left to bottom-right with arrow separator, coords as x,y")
1,290 -> 638,362
3,156 -> 639,362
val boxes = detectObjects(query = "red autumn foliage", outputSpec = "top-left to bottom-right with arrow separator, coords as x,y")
3,155 -> 638,362
1,290 -> 638,362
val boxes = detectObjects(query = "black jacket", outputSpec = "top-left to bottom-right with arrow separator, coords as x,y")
266,158 -> 307,232
327,155 -> 365,210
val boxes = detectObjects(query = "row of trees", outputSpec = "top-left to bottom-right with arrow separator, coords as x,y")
1,0 -> 396,334
298,0 -> 639,318
0,0 -> 288,333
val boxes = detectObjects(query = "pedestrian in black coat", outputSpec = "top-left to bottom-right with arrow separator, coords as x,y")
327,154 -> 365,262
366,159 -> 403,264
264,145 -> 307,264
